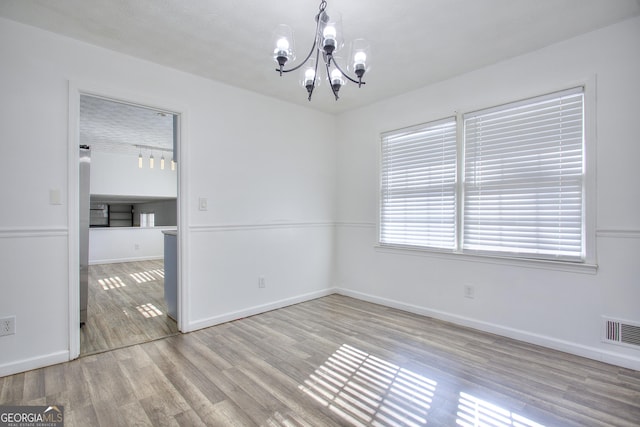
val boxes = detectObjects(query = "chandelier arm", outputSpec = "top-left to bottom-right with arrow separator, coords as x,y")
308,48 -> 322,101
331,57 -> 366,85
277,3 -> 325,75
276,38 -> 318,74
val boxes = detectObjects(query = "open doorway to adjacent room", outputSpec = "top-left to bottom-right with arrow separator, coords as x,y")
78,94 -> 180,356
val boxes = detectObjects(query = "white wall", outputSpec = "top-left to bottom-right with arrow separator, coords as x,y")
90,151 -> 177,198
89,227 -> 172,264
0,17 -> 336,376
334,16 -> 640,370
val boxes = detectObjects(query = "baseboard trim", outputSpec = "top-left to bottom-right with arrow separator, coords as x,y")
186,288 -> 338,333
336,288 -> 640,371
89,255 -> 163,265
0,350 -> 69,378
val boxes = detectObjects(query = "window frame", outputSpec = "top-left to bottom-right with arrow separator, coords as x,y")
377,80 -> 597,273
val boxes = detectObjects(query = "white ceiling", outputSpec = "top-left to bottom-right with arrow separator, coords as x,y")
1,0 -> 639,115
80,95 -> 174,154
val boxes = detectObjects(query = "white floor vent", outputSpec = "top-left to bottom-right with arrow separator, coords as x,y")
603,317 -> 640,348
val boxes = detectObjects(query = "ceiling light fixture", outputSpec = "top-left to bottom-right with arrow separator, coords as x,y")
272,0 -> 370,101
136,145 -> 174,171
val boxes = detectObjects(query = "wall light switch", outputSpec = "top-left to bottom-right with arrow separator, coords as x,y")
49,189 -> 62,205
199,197 -> 208,211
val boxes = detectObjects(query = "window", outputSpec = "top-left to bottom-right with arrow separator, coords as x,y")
463,88 -> 584,260
380,118 -> 457,249
380,87 -> 586,262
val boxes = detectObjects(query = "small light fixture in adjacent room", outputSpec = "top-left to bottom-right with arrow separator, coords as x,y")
160,153 -> 165,170
149,152 -> 155,169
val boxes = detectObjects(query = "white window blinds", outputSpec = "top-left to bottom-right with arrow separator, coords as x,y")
463,87 -> 584,260
380,118 -> 457,249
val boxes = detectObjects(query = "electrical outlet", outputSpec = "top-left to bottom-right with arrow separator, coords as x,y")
0,316 -> 16,336
258,277 -> 266,288
464,285 -> 475,299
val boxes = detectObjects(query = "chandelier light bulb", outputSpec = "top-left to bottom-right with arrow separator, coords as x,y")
330,68 -> 345,94
354,51 -> 367,76
300,56 -> 320,98
272,24 -> 294,74
323,25 -> 337,40
304,68 -> 315,82
149,153 -> 154,169
160,154 -> 165,170
349,38 -> 371,84
273,39 -> 290,64
330,68 -> 343,83
303,67 -> 316,96
138,152 -> 143,168
276,37 -> 289,51
322,25 -> 337,54
354,51 -> 367,65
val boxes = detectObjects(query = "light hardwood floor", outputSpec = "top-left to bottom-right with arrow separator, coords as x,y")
2,295 -> 639,426
80,260 -> 178,355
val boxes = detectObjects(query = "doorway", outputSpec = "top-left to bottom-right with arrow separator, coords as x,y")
69,88 -> 186,358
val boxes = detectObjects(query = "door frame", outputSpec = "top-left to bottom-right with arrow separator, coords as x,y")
67,81 -> 190,359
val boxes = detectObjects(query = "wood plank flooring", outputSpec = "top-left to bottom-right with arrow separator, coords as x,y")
80,260 -> 178,355
2,294 -> 639,426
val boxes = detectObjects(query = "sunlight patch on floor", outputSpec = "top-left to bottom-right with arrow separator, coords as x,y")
98,276 -> 126,290
130,269 -> 165,283
299,344 -> 436,427
457,392 -> 544,427
136,303 -> 163,318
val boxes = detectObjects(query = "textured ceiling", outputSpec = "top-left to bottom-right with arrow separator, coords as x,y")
1,0 -> 639,115
80,95 -> 174,154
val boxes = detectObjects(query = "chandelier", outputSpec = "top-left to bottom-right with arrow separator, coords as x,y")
272,0 -> 370,101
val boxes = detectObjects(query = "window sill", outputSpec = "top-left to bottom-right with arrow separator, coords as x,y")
374,244 -> 598,275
